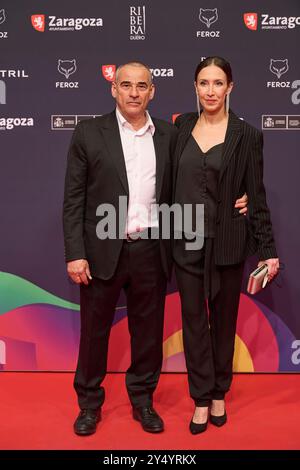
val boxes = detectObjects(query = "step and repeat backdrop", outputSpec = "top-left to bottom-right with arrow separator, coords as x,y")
0,0 -> 299,372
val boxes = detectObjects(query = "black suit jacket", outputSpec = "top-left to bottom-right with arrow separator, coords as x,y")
174,111 -> 277,264
63,110 -> 178,280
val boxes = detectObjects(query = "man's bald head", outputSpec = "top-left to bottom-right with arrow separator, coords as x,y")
115,61 -> 152,84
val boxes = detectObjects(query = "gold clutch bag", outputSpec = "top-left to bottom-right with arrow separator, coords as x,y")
247,264 -> 268,294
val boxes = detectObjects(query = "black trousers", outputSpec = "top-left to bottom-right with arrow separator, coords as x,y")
175,249 -> 244,406
74,238 -> 167,410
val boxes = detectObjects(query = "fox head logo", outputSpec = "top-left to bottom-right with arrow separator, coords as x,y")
199,8 -> 218,28
0,9 -> 6,25
102,65 -> 116,82
58,59 -> 77,79
270,59 -> 289,79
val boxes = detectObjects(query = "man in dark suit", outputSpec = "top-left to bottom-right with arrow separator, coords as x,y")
63,62 -> 177,435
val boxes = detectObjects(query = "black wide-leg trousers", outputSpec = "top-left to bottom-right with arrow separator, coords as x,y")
175,254 -> 244,406
74,238 -> 167,410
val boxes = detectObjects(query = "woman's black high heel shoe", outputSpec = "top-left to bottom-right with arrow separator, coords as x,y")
189,407 -> 208,434
209,410 -> 227,427
189,419 -> 208,434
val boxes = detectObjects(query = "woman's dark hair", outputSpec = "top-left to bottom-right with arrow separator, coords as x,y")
194,56 -> 233,83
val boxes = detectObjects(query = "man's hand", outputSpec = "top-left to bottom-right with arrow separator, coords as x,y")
235,193 -> 248,215
258,258 -> 279,282
67,259 -> 92,285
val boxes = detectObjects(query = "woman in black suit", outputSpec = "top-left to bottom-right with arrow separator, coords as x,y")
173,57 -> 279,434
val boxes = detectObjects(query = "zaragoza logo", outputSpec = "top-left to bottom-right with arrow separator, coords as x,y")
244,13 -> 258,30
31,14 -> 45,32
102,65 -> 116,82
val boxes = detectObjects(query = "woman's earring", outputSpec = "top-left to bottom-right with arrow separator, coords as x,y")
225,94 -> 230,113
196,94 -> 201,117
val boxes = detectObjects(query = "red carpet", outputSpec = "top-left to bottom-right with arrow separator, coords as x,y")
0,373 -> 299,450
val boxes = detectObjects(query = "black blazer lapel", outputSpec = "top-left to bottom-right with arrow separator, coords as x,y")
175,114 -> 198,167
219,110 -> 243,183
173,113 -> 198,198
98,111 -> 129,194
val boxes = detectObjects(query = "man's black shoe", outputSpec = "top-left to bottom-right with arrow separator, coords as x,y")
74,408 -> 101,436
132,406 -> 164,433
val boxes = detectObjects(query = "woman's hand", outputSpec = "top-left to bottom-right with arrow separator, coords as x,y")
258,258 -> 279,282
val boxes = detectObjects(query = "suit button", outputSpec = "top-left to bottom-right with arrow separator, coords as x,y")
216,218 -> 220,225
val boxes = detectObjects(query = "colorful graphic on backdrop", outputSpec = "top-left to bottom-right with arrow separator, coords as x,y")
0,272 -> 298,372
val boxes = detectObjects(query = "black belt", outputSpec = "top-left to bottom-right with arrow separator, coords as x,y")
126,227 -> 157,242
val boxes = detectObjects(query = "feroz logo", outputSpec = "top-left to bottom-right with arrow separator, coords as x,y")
102,65 -> 116,82
270,59 -> 289,79
197,8 -> 220,38
0,80 -> 6,104
130,6 -> 146,40
56,60 -> 78,89
0,8 -> 6,25
58,59 -> 77,79
31,14 -> 45,32
0,8 -> 8,38
244,13 -> 258,30
199,8 -> 218,28
267,59 -> 291,89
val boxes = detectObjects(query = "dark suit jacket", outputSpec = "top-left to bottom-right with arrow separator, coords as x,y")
63,110 -> 178,280
174,110 -> 277,264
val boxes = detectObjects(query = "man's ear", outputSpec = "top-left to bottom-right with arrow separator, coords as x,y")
149,84 -> 155,101
111,82 -> 117,98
